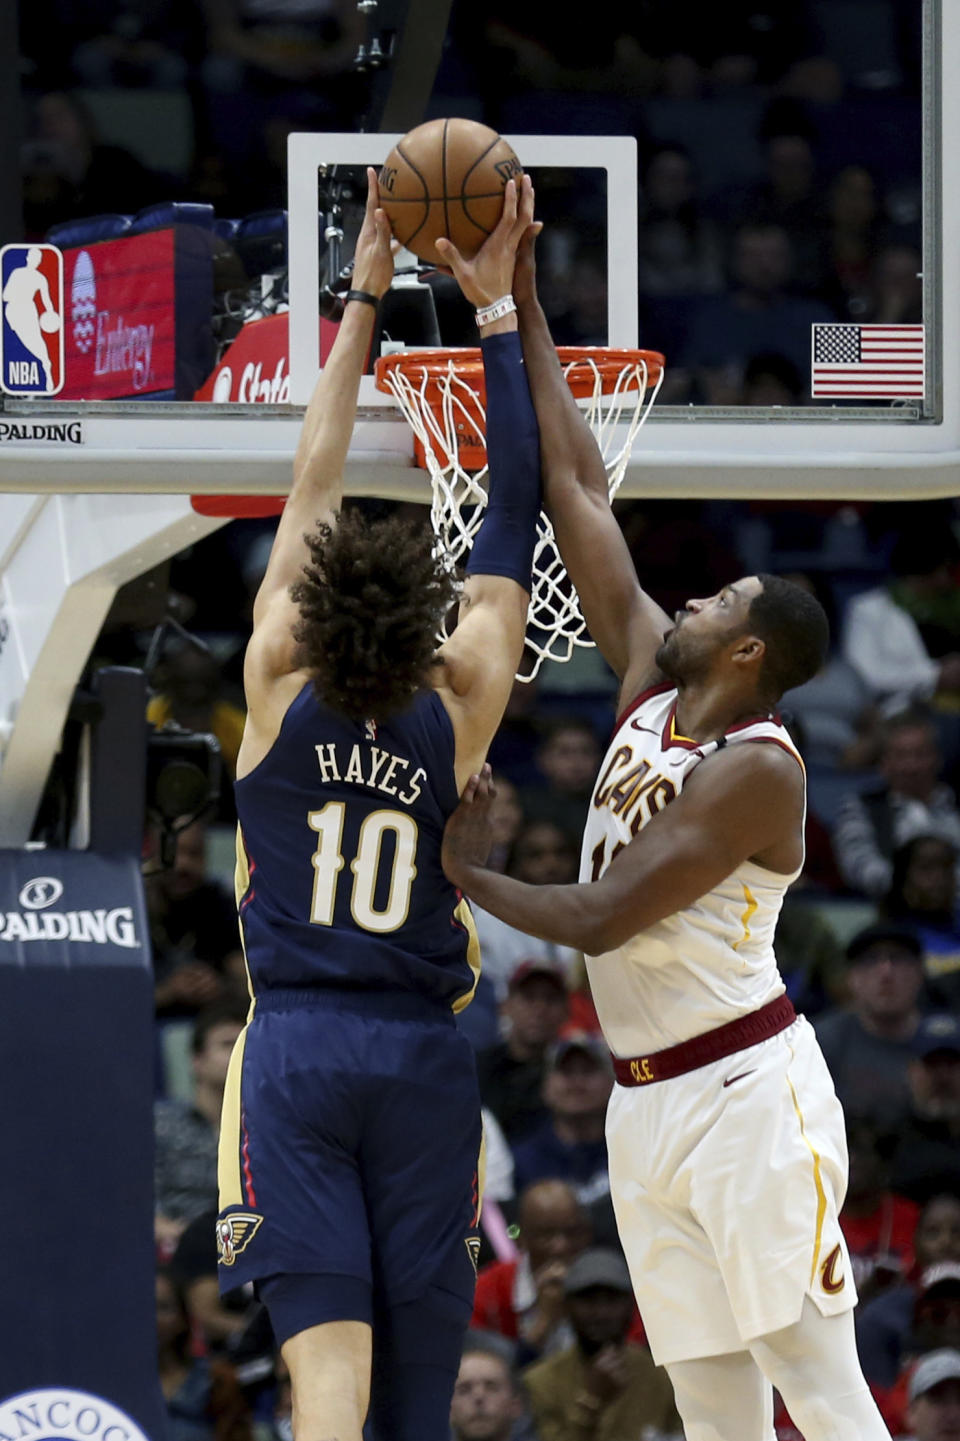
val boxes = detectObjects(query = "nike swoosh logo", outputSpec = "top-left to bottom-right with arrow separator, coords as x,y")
722,1070 -> 757,1087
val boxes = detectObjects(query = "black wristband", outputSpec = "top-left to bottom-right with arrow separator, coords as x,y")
345,289 -> 380,309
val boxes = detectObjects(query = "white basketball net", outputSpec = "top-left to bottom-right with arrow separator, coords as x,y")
381,351 -> 664,679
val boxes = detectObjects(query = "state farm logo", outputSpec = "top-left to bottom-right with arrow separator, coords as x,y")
19,876 -> 64,909
71,250 -> 96,354
211,356 -> 289,403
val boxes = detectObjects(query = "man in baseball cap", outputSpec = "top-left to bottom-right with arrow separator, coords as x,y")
905,1348 -> 960,1440
892,1015 -> 960,1203
512,1032 -> 613,1208
524,1248 -> 679,1439
475,957 -> 569,1144
815,922 -> 925,1123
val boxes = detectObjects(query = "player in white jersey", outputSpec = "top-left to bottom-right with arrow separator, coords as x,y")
442,231 -> 891,1441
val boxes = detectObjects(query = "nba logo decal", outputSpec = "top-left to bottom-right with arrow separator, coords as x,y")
1,244 -> 65,395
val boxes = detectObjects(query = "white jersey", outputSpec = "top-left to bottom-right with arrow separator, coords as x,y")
580,682 -> 804,1057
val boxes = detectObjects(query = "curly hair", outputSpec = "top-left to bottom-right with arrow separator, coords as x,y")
290,508 -> 457,723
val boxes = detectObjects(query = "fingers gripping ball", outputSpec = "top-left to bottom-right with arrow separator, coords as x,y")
379,118 -> 522,267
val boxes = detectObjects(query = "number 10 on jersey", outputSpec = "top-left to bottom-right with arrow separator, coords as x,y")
308,802 -> 419,934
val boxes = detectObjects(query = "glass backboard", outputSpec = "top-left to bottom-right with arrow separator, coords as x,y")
0,0 -> 955,502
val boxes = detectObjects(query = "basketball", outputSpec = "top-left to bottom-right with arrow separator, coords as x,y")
378,118 -> 522,266
39,311 -> 61,333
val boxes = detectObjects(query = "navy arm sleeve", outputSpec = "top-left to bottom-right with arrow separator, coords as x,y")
465,331 -> 542,592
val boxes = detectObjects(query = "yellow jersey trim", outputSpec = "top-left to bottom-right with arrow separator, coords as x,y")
218,1025 -> 250,1211
234,824 -> 257,1015
786,1052 -> 827,1285
732,882 -> 758,951
451,896 -> 482,1014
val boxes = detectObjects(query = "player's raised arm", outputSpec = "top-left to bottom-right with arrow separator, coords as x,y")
246,169 -> 394,680
432,177 -> 545,788
442,743 -> 804,955
513,233 -> 671,692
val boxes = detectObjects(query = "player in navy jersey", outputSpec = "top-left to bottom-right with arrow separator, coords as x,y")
216,171 -> 543,1441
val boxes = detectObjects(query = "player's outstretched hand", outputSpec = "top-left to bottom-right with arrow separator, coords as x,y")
435,175 -> 541,310
442,763 -> 496,885
352,167 -> 396,300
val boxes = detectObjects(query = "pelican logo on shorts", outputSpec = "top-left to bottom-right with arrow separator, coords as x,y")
217,1211 -> 263,1265
0,244 -> 65,395
630,1057 -> 654,1084
820,1243 -> 845,1294
0,1387 -> 151,1441
465,1236 -> 481,1277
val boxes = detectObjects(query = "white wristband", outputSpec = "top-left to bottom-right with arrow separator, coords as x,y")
476,294 -> 517,328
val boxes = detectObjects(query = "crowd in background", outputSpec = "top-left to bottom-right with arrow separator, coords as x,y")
13,0 -> 957,1435
14,0 -> 923,402
121,485 -> 960,1441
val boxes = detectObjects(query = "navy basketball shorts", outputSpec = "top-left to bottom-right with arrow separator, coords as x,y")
216,989 -> 482,1342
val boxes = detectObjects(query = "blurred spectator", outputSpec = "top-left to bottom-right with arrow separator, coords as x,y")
865,242 -> 924,326
843,534 -> 960,714
148,645 -> 247,781
171,1203 -> 259,1351
157,1264 -> 252,1441
148,818 -> 245,1016
471,1180 -> 592,1361
200,0 -> 364,208
739,350 -> 804,407
711,128 -> 827,294
773,895 -> 846,1015
488,774 -> 525,874
840,1119 -> 918,1305
831,711 -> 960,899
472,822 -> 581,1003
676,223 -> 834,404
814,922 -> 925,1125
477,960 -> 570,1144
23,90 -> 165,236
878,1270 -> 960,1436
520,720 -> 601,846
858,1194 -> 960,1389
780,574 -> 879,774
450,1338 -> 527,1441
523,1249 -> 680,1441
70,0 -> 202,88
483,1106 -> 517,1211
890,1015 -> 960,1205
154,999 -> 246,1255
617,501 -> 742,621
885,834 -> 960,1008
638,145 -> 724,298
512,1035 -> 613,1208
903,1349 -> 960,1441
819,166 -> 883,321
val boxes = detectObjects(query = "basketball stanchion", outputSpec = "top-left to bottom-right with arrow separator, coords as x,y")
375,345 -> 665,678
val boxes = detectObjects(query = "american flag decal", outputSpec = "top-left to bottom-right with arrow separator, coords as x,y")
811,323 -> 924,398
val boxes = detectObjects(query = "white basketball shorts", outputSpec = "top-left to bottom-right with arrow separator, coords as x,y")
606,1015 -> 856,1366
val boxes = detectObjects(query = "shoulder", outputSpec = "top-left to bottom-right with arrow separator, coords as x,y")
686,734 -> 803,799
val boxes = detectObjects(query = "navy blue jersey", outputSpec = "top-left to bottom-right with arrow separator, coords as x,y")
234,683 -> 479,1009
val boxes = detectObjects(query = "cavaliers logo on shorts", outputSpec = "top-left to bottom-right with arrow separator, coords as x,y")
819,1243 -> 845,1294
217,1211 -> 263,1266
